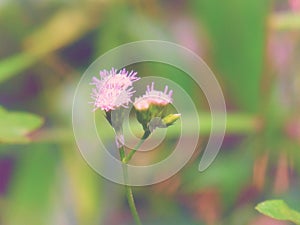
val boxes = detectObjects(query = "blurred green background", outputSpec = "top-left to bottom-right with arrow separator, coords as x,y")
0,0 -> 300,224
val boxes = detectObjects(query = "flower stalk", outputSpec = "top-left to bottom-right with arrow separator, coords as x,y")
91,68 -> 180,225
118,146 -> 143,225
122,131 -> 150,164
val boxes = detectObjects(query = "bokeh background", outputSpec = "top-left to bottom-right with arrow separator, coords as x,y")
0,0 -> 300,224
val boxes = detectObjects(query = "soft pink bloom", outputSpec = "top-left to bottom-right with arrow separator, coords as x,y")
90,68 -> 139,111
133,82 -> 173,110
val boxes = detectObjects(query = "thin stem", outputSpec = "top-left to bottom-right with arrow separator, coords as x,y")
123,138 -> 145,164
125,185 -> 142,225
119,145 -> 126,159
123,131 -> 150,164
118,146 -> 143,225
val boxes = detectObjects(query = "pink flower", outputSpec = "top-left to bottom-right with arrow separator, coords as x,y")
133,82 -> 179,133
133,82 -> 173,110
90,68 -> 139,111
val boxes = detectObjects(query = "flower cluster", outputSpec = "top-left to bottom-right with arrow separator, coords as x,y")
91,68 -> 180,138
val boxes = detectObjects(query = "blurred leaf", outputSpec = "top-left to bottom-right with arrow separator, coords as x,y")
182,150 -> 254,206
0,53 -> 37,84
23,8 -> 92,56
3,144 -> 58,225
271,13 -> 300,30
197,112 -> 258,135
0,7 -> 96,83
96,2 -> 133,52
62,143 -> 104,225
96,3 -> 168,53
191,0 -> 271,112
36,112 -> 257,145
256,200 -> 300,224
0,106 -> 43,143
144,216 -> 200,225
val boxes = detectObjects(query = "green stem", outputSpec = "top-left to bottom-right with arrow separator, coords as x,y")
123,131 -> 150,164
123,139 -> 145,164
119,145 -> 126,160
118,146 -> 143,225
125,184 -> 142,225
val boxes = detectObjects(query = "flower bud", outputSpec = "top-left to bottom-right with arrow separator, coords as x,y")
133,82 -> 180,133
162,113 -> 181,126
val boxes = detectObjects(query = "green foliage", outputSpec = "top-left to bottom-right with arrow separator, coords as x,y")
273,13 -> 300,30
0,7 -> 93,83
3,144 -> 58,225
190,0 -> 271,112
256,200 -> 300,224
0,53 -> 36,84
182,150 -> 253,206
0,106 -> 43,143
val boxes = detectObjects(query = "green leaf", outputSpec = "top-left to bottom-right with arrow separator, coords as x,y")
0,7 -> 93,84
3,144 -> 58,225
190,0 -> 271,112
182,150 -> 254,207
0,106 -> 43,143
0,53 -> 37,84
272,12 -> 300,30
256,200 -> 300,224
61,143 -> 104,224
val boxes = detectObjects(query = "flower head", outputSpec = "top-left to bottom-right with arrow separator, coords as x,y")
90,68 -> 139,112
133,82 -> 180,134
133,82 -> 173,111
